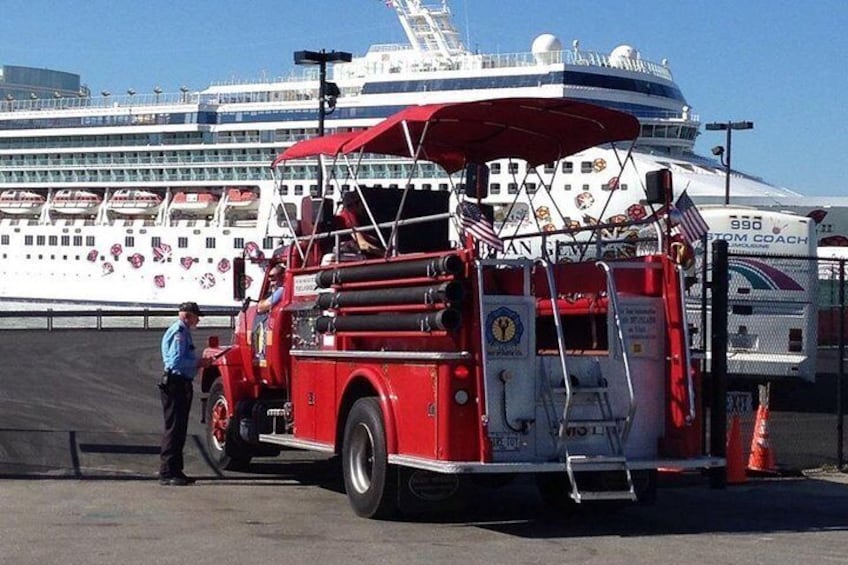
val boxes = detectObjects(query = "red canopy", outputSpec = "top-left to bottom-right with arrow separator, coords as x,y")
272,98 -> 640,173
271,131 -> 361,169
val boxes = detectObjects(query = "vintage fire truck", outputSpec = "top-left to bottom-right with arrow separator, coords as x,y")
200,98 -> 723,518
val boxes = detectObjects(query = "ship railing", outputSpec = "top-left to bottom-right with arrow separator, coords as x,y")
0,307 -> 239,331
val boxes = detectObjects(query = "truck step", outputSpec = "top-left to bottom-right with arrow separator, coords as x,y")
572,490 -> 637,502
565,418 -> 623,427
551,386 -> 609,395
568,454 -> 627,465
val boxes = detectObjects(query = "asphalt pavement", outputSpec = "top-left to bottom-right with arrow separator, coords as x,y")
1,329 -> 847,565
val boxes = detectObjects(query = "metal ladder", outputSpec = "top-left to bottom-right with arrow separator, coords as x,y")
539,258 -> 637,503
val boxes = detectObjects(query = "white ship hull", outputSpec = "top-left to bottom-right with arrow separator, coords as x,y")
0,0 -> 826,309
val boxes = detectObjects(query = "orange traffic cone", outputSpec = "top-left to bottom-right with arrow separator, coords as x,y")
748,385 -> 778,475
726,414 -> 747,484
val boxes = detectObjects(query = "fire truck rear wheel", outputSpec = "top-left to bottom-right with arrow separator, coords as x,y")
342,397 -> 398,519
206,379 -> 252,471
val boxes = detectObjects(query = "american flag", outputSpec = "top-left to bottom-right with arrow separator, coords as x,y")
674,190 -> 709,244
459,201 -> 504,252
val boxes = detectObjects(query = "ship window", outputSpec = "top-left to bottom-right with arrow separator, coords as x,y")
73,236 -> 83,246
581,161 -> 593,173
620,183 -> 628,191
262,236 -> 274,249
151,237 -> 161,248
564,184 -> 572,191
544,162 -> 555,173
178,237 -> 188,248
438,183 -> 448,191
86,236 -> 95,246
1,235 -> 8,245
582,184 -> 590,191
526,182 -> 537,194
562,161 -> 573,174
37,235 -> 45,245
234,237 -> 245,249
341,184 -> 350,192
490,183 -> 501,195
125,236 -> 135,247
491,163 -> 501,175
205,237 -> 216,249
294,184 -> 303,196
507,183 -> 518,195
280,184 -> 289,195
61,236 -> 70,246
508,162 -> 519,174
422,183 -> 432,191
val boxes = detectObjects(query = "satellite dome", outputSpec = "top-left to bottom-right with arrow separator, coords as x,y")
609,44 -> 640,68
531,33 -> 562,64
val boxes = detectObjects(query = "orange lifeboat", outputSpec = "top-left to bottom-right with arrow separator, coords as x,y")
225,187 -> 259,211
108,189 -> 162,215
52,189 -> 102,215
0,190 -> 46,215
171,191 -> 219,215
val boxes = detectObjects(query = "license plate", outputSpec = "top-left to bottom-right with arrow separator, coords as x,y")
490,433 -> 520,451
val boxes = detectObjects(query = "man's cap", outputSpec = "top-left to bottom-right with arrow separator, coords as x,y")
179,301 -> 204,317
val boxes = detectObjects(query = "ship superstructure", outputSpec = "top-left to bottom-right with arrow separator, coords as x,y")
0,0 -> 806,307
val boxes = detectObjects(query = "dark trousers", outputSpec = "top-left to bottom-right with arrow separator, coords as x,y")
159,379 -> 194,478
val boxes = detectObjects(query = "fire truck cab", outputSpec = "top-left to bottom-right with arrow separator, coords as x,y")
200,98 -> 723,518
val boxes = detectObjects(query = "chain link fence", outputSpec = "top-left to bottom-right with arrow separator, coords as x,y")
701,246 -> 846,473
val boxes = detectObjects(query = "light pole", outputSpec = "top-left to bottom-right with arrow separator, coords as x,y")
705,120 -> 754,205
294,49 -> 352,196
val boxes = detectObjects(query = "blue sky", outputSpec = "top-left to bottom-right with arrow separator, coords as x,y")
1,0 -> 845,196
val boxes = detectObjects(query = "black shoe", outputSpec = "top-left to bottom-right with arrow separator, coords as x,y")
159,476 -> 189,486
176,474 -> 197,485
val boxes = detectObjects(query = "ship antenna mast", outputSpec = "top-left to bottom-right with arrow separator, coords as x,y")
389,0 -> 467,57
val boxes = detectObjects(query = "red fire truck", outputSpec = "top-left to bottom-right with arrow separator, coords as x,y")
200,98 -> 723,518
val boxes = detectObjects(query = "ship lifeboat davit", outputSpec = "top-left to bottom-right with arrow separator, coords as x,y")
108,189 -> 162,215
0,189 -> 46,215
171,191 -> 219,215
52,189 -> 102,215
225,187 -> 259,211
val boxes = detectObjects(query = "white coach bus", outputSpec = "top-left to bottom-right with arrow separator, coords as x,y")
688,206 -> 818,381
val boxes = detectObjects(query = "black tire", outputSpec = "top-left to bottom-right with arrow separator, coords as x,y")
342,397 -> 397,519
205,378 -> 252,471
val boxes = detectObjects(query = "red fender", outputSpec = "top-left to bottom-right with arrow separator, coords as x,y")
340,366 -> 399,455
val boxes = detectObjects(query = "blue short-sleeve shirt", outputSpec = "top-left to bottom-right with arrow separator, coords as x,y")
161,319 -> 197,379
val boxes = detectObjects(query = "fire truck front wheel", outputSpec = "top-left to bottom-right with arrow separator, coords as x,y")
342,397 -> 398,519
206,379 -> 252,471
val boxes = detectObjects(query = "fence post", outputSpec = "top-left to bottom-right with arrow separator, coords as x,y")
710,240 -> 729,488
838,260 -> 845,470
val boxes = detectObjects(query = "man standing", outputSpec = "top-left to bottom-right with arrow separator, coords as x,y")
158,301 -> 209,486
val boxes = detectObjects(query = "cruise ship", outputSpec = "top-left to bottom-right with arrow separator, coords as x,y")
0,0 -> 825,308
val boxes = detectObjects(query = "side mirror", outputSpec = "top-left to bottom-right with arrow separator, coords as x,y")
233,257 -> 246,301
645,168 -> 673,205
